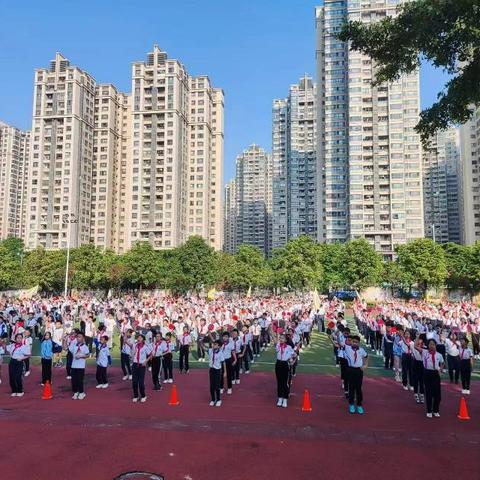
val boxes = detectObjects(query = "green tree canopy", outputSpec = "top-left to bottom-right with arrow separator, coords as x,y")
0,238 -> 24,290
229,244 -> 269,290
271,236 -> 322,290
342,239 -> 383,290
338,0 -> 480,142
121,241 -> 164,289
442,242 -> 472,290
396,238 -> 448,293
22,247 -> 65,291
317,242 -> 346,292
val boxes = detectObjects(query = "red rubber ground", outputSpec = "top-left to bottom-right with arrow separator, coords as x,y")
0,366 -> 478,480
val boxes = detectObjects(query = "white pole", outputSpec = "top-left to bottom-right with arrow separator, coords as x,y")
432,223 -> 436,243
64,219 -> 71,297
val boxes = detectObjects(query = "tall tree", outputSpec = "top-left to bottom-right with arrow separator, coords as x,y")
317,243 -> 346,292
396,238 -> 448,294
22,247 -> 66,291
0,238 -> 24,290
121,242 -> 163,289
339,0 -> 480,142
230,245 -> 269,290
442,242 -> 472,290
342,239 -> 383,291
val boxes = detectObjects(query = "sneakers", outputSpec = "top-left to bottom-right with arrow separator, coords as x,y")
220,389 -> 224,394
356,406 -> 364,415
132,397 -> 139,403
163,379 -> 169,384
433,412 -> 440,418
245,370 -> 250,374
349,404 -> 356,414
465,389 -> 471,395
96,384 -> 103,389
409,386 -> 414,391
414,394 -> 420,404
282,398 -> 287,408
24,371 -> 30,377
140,397 -> 147,403
277,398 -> 283,407
77,393 -> 86,400
11,392 -> 17,397
426,413 -> 433,418
17,392 -> 24,397
403,386 -> 408,391
122,375 -> 129,381
101,383 -> 109,389
420,394 -> 425,404
72,393 -> 79,400
215,400 -> 222,407
168,379 -> 173,384
128,375 -> 132,380
66,376 -> 72,380
227,388 -> 232,395
209,401 -> 215,406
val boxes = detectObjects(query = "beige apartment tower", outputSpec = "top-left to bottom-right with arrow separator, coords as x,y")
0,121 -> 30,240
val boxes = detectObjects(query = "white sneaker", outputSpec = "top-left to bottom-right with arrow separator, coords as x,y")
215,400 -> 222,407
96,384 -> 103,389
128,375 -> 132,380
122,375 -> 128,380
277,398 -> 283,407
11,393 -> 17,397
140,396 -> 147,403
24,371 -> 30,377
209,401 -> 215,406
132,397 -> 139,403
409,386 -> 414,391
227,388 -> 232,395
403,386 -> 408,391
246,370 -> 250,374
240,369 -> 244,374
461,389 -> 466,394
66,376 -> 72,380
236,379 -> 241,385
17,392 -> 25,397
220,389 -> 224,394
163,379 -> 169,384
168,379 -> 173,384
77,393 -> 86,400
72,393 -> 79,400
466,390 -> 471,395
282,398 -> 288,408
433,412 -> 440,418
101,383 -> 109,389
426,413 -> 433,418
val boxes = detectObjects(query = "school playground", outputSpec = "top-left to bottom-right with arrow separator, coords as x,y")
1,332 -> 479,480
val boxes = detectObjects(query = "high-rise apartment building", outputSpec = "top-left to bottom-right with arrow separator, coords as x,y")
460,106 -> 480,244
0,121 -> 30,239
223,179 -> 237,254
128,46 -> 224,250
272,75 -> 317,249
26,53 -> 96,250
230,145 -> 272,256
423,128 -> 461,243
316,0 -> 424,258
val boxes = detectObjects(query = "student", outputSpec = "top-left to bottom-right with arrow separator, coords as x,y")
400,331 -> 414,391
231,329 -> 242,384
208,339 -> 224,406
121,329 -> 134,380
95,335 -> 110,389
275,334 -> 296,408
412,336 -> 425,404
382,325 -> 394,370
41,332 -> 53,386
337,327 -> 350,399
459,337 -> 474,395
241,326 -> 251,374
197,318 -> 208,362
151,332 -> 163,391
65,329 -> 77,380
251,319 -> 261,358
421,338 -> 444,418
393,328 -> 404,382
344,334 -> 368,414
0,336 -> 5,385
52,320 -> 64,367
22,330 -> 33,377
161,332 -> 175,383
7,333 -> 31,396
131,334 -> 152,403
178,326 -> 192,374
69,332 -> 90,400
221,331 -> 236,394
445,332 -> 460,384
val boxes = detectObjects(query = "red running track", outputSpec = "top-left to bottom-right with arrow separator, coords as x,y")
0,366 -> 478,480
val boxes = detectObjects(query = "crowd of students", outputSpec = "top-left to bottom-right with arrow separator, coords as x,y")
0,293 -> 329,407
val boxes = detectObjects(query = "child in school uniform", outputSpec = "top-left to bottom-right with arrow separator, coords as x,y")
151,331 -> 163,391
131,334 -> 152,403
161,332 -> 175,383
459,337 -> 474,395
121,329 -> 134,380
7,333 -> 31,397
344,334 -> 368,414
275,333 -> 297,408
95,335 -> 110,389
208,339 -> 224,406
178,326 -> 192,374
69,332 -> 90,400
65,329 -> 78,380
412,335 -> 425,404
40,332 -> 53,386
400,331 -> 414,391
420,338 -> 444,418
0,336 -> 5,385
231,329 -> 242,384
221,331 -> 236,394
22,330 -> 33,377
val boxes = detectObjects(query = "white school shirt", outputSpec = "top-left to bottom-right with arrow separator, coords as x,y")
400,339 -> 414,355
275,343 -> 295,362
445,339 -> 460,356
7,342 -> 30,360
459,347 -> 473,360
422,350 -> 444,371
159,340 -> 175,355
52,327 -> 64,345
131,342 -> 151,364
242,331 -> 251,346
96,344 -> 110,368
179,333 -> 192,346
84,322 -> 95,337
222,339 -> 234,359
209,348 -> 224,369
413,347 -> 423,361
344,345 -> 368,368
232,337 -> 242,354
152,341 -> 163,357
122,337 -> 134,355
69,343 -> 90,369
251,324 -> 261,336
23,337 -> 33,354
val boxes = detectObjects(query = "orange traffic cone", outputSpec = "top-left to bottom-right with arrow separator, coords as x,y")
168,384 -> 180,406
301,389 -> 312,412
42,381 -> 53,400
457,396 -> 470,420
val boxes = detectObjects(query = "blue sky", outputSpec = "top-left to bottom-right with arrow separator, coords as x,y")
0,0 -> 447,182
